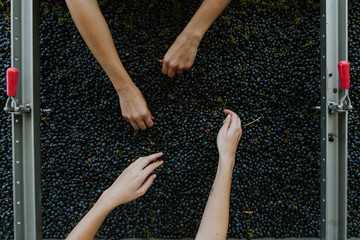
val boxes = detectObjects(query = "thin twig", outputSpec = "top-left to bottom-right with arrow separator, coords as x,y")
243,114 -> 263,127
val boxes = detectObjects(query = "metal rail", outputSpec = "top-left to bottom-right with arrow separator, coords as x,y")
320,0 -> 349,239
10,0 -> 41,239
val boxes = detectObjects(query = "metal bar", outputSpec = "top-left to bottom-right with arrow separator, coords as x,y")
320,0 -> 348,239
11,0 -> 41,239
337,0 -> 348,238
319,0 -> 327,238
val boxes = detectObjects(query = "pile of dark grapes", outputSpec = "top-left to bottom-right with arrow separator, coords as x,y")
0,0 -> 359,239
347,0 -> 360,237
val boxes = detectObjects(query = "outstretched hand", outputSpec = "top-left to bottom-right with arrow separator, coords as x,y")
65,153 -> 164,240
100,153 -> 164,211
160,33 -> 200,78
216,109 -> 242,164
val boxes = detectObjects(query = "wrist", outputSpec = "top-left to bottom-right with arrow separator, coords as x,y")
218,155 -> 235,170
108,70 -> 136,95
179,28 -> 203,46
97,190 -> 121,213
115,81 -> 137,96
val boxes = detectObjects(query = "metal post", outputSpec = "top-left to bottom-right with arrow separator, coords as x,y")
320,0 -> 348,239
10,0 -> 41,239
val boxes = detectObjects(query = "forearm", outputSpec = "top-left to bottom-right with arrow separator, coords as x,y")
181,0 -> 232,41
66,195 -> 112,240
196,158 -> 233,240
65,0 -> 133,92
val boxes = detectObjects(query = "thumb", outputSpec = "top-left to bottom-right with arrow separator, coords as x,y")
221,114 -> 231,130
138,174 -> 157,196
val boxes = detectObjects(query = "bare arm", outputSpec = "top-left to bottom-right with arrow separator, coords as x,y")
65,0 -> 154,130
66,153 -> 164,240
196,110 -> 242,240
161,0 -> 232,77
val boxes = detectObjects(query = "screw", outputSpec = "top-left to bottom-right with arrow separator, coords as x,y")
329,73 -> 333,77
328,133 -> 336,142
333,88 -> 338,93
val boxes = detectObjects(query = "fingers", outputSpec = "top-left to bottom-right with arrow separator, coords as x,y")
144,115 -> 154,128
142,160 -> 164,179
226,111 -> 242,134
161,59 -> 168,76
220,114 -> 232,131
136,119 -> 147,131
161,60 -> 177,78
123,116 -> 130,123
224,109 -> 237,116
130,120 -> 140,130
224,109 -> 240,124
222,109 -> 242,133
129,113 -> 154,131
176,68 -> 182,75
167,66 -> 177,78
136,152 -> 163,169
160,58 -> 182,78
138,174 -> 157,196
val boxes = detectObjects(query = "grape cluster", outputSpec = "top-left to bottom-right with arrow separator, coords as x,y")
0,0 -> 359,239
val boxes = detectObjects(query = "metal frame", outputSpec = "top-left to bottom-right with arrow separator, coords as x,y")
320,0 -> 348,239
10,0 -> 41,239
8,0 -> 352,239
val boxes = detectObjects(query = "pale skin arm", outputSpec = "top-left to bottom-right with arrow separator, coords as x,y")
161,0 -> 232,78
65,0 -> 154,130
66,153 -> 164,240
195,110 -> 242,240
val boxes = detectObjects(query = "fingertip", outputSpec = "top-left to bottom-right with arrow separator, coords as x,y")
150,152 -> 163,159
162,64 -> 168,75
138,121 -> 147,131
147,119 -> 154,128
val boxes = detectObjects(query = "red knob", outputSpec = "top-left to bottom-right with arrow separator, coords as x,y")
338,60 -> 350,90
6,67 -> 19,97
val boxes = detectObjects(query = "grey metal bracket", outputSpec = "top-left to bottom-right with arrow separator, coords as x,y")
329,89 -> 353,113
4,96 -> 31,114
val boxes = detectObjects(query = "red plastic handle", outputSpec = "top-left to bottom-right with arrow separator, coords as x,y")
6,67 -> 19,97
338,60 -> 350,90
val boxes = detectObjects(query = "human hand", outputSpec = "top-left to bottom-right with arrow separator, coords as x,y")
160,32 -> 200,78
117,85 -> 154,130
216,109 -> 242,164
99,153 -> 164,212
